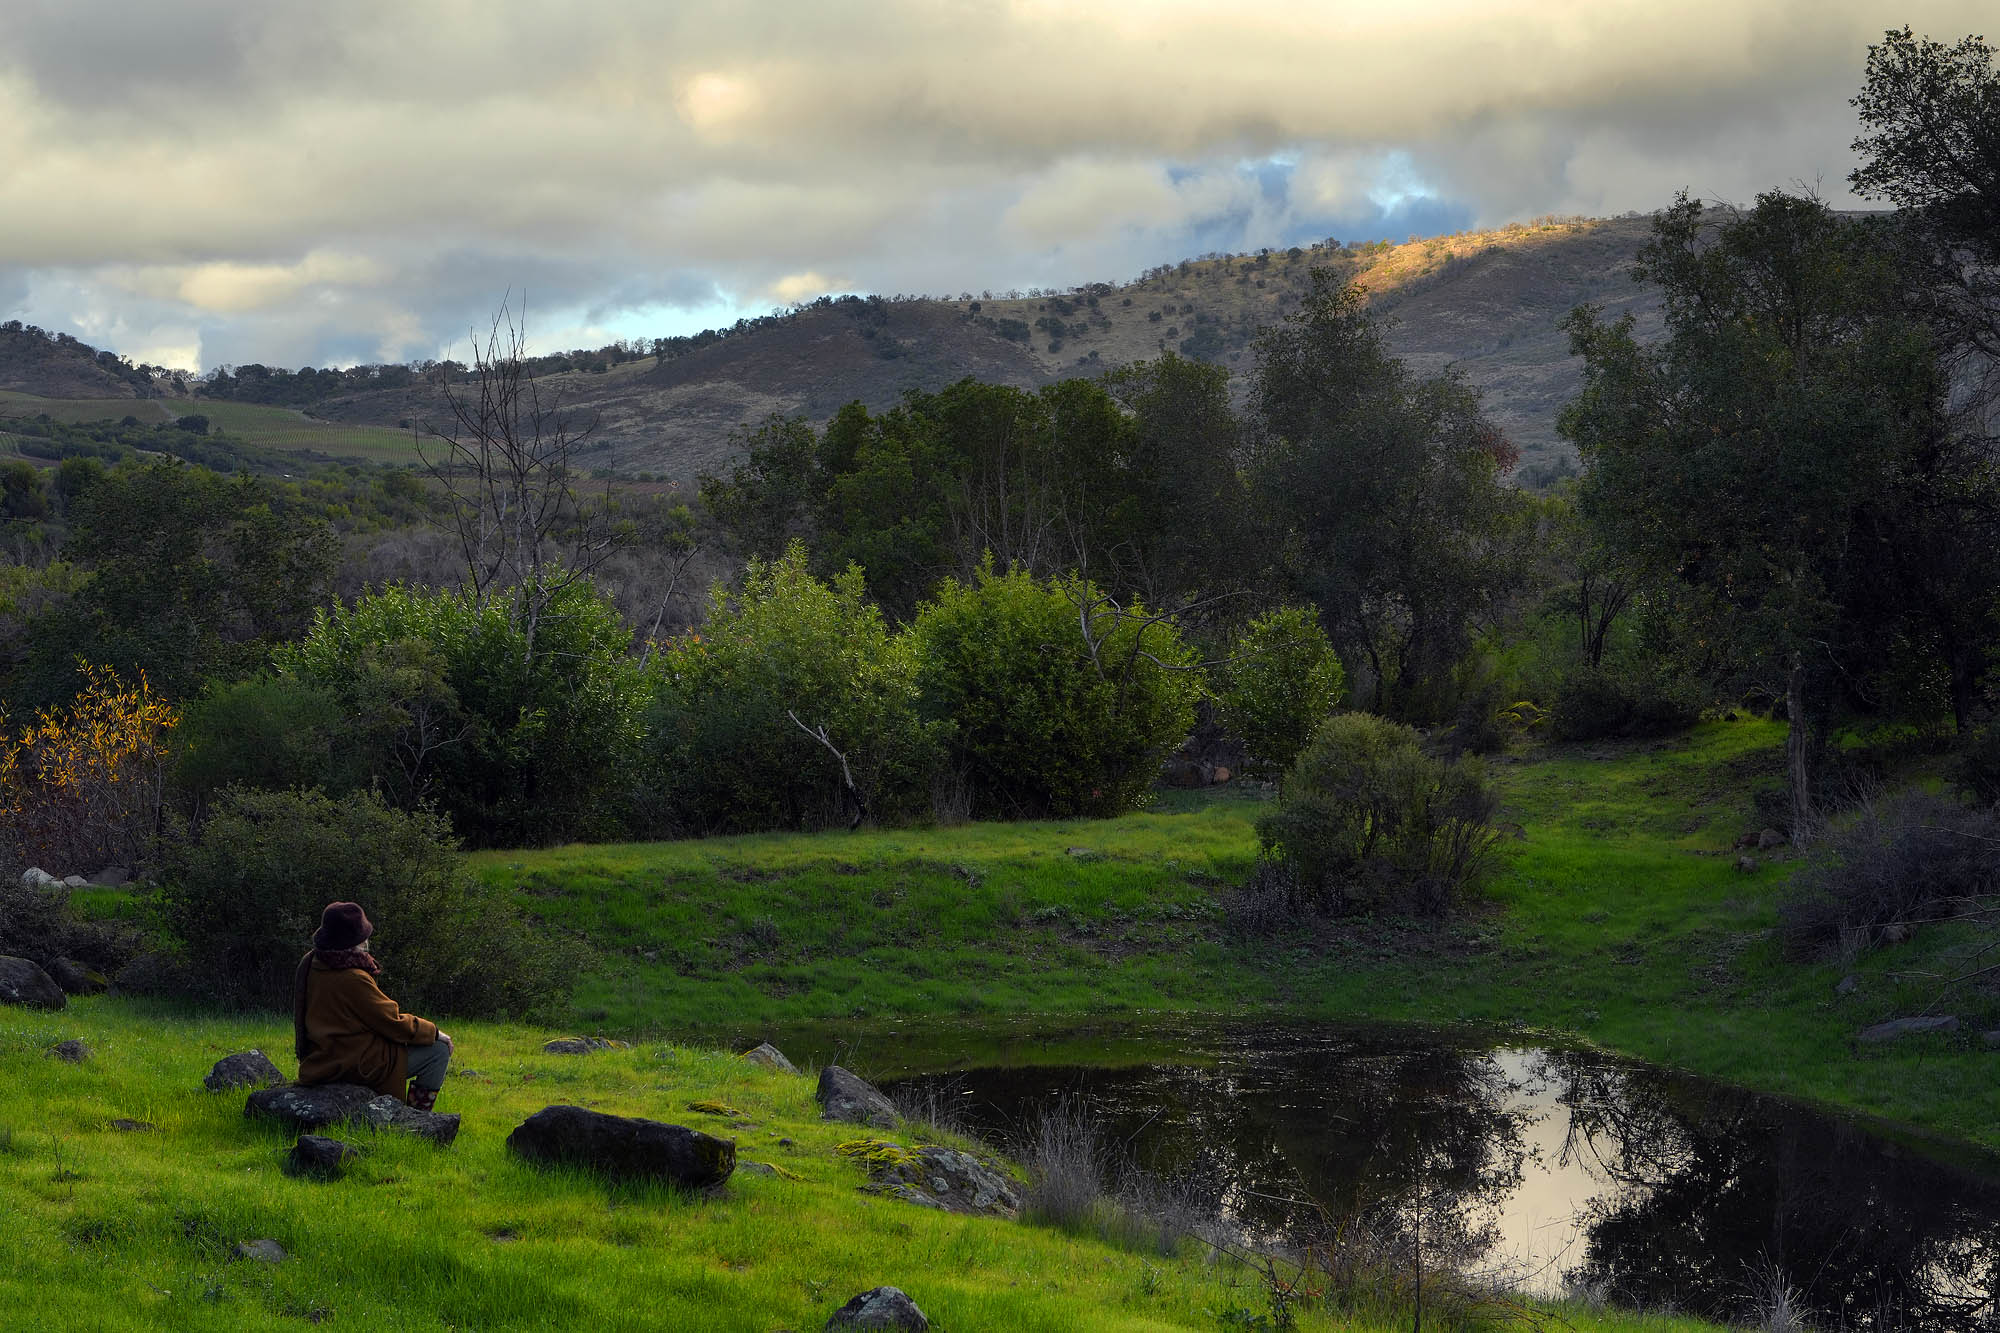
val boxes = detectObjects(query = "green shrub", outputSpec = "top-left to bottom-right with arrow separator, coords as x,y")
1548,662 -> 1702,742
1956,722 -> 2000,807
914,564 -> 1202,818
274,579 -> 642,846
173,674 -> 358,814
642,544 -> 941,834
159,787 -> 578,1017
1256,712 -> 1501,917
1213,606 -> 1345,780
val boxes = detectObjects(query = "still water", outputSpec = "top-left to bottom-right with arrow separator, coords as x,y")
769,1022 -> 2000,1330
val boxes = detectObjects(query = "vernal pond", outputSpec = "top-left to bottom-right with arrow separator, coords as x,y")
796,1023 -> 2000,1331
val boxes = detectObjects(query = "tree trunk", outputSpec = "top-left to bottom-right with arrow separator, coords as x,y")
1786,652 -> 1818,844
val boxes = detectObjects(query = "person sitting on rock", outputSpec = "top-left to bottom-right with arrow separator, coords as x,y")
293,901 -> 452,1111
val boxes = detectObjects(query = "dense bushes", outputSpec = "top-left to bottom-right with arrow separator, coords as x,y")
1213,606 -> 1345,780
1778,793 -> 2000,961
1255,712 -> 1501,917
272,580 -> 643,846
1548,662 -> 1702,742
160,787 -> 577,1017
642,546 -> 940,834
914,565 -> 1202,819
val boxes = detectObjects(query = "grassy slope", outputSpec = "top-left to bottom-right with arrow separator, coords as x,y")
0,390 -> 419,464
0,1003 -> 1718,1333
480,718 -> 2000,1150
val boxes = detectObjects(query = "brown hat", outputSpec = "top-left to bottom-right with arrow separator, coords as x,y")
313,901 -> 373,951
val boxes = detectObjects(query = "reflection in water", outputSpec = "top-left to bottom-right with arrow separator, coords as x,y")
877,1029 -> 2000,1331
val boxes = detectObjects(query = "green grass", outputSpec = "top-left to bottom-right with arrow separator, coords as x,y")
188,401 -> 422,464
0,390 -> 173,424
1,1002 -> 1721,1332
0,390 -> 421,464
478,718 -> 2000,1151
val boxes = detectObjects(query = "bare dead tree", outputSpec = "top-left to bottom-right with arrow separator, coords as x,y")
416,298 -> 623,664
787,710 -> 867,830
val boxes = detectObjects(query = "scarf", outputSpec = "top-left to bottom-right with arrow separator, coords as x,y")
292,948 -> 384,1062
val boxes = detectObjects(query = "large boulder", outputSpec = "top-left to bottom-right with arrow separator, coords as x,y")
826,1287 -> 929,1331
0,956 -> 65,1010
741,1042 -> 799,1075
842,1140 -> 1020,1218
506,1106 -> 735,1188
205,1050 -> 285,1091
19,867 -> 60,892
47,959 -> 108,996
817,1066 -> 898,1129
245,1083 -> 460,1146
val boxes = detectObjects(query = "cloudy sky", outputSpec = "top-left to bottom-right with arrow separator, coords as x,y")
0,0 -> 1986,373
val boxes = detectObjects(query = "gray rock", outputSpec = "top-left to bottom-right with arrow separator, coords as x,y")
89,865 -> 131,887
741,1041 -> 799,1075
109,1119 -> 154,1132
542,1037 -> 613,1055
245,1081 -> 376,1127
1858,1015 -> 1960,1044
60,874 -> 90,889
0,956 -> 65,1010
1735,855 -> 1758,874
1835,974 -> 1859,996
506,1105 -> 735,1188
287,1134 -> 362,1179
47,958 -> 107,996
1983,1030 -> 2000,1049
1756,829 -> 1788,851
230,1239 -> 286,1264
826,1286 -> 930,1331
46,1039 -> 90,1064
817,1066 -> 899,1130
738,1160 -> 779,1177
19,867 -> 60,892
205,1050 -> 284,1092
245,1083 -> 459,1146
857,1144 -> 1021,1219
355,1094 -> 461,1146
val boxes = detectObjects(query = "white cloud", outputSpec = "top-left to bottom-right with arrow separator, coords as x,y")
0,0 -> 1988,368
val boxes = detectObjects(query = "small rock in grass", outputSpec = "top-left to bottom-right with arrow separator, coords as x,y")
686,1099 -> 743,1117
205,1050 -> 284,1091
1835,974 -> 1859,996
740,1041 -> 799,1075
0,956 -> 65,1010
287,1135 -> 362,1179
1858,1015 -> 1959,1044
109,1119 -> 154,1133
817,1066 -> 898,1130
542,1037 -> 621,1055
230,1239 -> 287,1264
1735,855 -> 1758,874
738,1161 -> 778,1178
47,959 -> 107,996
46,1039 -> 90,1064
1756,828 -> 1788,851
826,1286 -> 929,1331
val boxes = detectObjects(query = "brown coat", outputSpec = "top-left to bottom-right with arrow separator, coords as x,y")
297,958 -> 439,1097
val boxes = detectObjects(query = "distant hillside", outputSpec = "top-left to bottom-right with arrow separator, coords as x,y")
0,321 -> 177,400
313,215 -> 1660,485
11,217 -> 1666,483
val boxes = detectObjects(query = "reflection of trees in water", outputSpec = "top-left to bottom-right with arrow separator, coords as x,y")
1540,1050 -> 2000,1331
896,1034 -> 1535,1272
